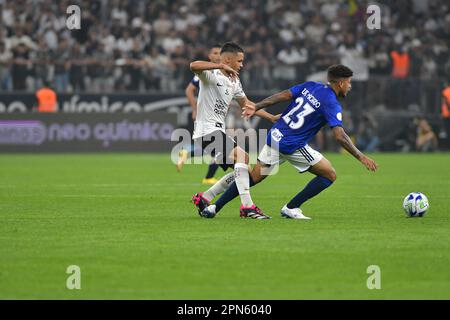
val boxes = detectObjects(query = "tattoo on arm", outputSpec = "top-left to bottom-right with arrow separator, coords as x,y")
337,130 -> 363,160
255,90 -> 292,111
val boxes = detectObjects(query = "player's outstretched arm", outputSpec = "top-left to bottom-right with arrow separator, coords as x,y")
255,109 -> 281,123
189,61 -> 238,78
237,98 -> 280,123
255,90 -> 293,110
332,126 -> 378,172
242,90 -> 292,119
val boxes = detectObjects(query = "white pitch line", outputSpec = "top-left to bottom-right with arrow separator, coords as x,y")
0,183 -> 200,188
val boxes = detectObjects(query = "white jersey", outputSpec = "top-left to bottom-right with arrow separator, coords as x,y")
192,69 -> 246,139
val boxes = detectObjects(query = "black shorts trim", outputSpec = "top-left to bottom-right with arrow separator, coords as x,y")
298,147 -> 314,162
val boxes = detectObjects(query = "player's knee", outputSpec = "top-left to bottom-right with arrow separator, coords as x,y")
249,170 -> 261,184
251,175 -> 261,184
327,169 -> 337,182
250,163 -> 270,185
253,173 -> 266,185
234,149 -> 249,164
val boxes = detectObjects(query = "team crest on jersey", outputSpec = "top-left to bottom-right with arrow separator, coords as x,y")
271,128 -> 284,142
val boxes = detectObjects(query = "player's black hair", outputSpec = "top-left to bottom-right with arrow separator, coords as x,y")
327,64 -> 353,82
211,43 -> 222,49
220,42 -> 244,55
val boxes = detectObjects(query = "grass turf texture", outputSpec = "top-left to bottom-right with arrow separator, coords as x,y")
1,153 -> 449,299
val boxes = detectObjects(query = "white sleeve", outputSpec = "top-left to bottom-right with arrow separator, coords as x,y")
195,70 -> 215,84
233,80 -> 246,99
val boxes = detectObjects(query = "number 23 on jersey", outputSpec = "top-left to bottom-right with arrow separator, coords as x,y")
282,97 -> 315,129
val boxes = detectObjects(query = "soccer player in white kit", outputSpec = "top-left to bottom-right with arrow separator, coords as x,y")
177,44 -> 222,185
190,42 -> 277,219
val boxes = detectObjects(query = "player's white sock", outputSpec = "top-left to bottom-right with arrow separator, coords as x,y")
234,162 -> 254,207
206,204 -> 216,214
203,172 -> 235,202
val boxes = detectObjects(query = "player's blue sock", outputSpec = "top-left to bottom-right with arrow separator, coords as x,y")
205,162 -> 219,179
215,176 -> 255,212
286,176 -> 333,209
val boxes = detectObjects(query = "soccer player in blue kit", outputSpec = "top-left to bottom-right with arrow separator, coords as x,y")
200,64 -> 378,219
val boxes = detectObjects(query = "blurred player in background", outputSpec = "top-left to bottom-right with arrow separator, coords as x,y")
176,44 -> 222,185
201,65 -> 378,219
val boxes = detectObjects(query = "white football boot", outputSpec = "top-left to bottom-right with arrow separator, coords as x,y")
280,205 -> 311,220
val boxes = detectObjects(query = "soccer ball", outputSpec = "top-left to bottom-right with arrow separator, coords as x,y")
402,192 -> 429,217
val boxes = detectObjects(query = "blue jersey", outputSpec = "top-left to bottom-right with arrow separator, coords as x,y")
267,81 -> 343,154
191,75 -> 200,88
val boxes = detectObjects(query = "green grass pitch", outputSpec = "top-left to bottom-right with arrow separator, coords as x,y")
1,153 -> 449,299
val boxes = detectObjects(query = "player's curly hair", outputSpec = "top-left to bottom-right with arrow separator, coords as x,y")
327,65 -> 353,82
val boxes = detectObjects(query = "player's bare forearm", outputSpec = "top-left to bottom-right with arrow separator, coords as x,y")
190,61 -> 238,78
333,127 -> 363,160
333,126 -> 378,171
189,61 -> 223,73
238,98 -> 277,122
339,133 -> 364,160
255,109 -> 278,123
255,90 -> 292,111
236,96 -> 250,109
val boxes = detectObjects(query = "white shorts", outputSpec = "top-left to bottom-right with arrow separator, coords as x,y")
257,144 -> 323,173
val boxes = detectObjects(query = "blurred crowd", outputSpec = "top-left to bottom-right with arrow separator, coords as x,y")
0,0 -> 449,98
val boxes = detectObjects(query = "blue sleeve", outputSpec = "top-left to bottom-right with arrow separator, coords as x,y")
289,84 -> 303,98
323,102 -> 343,128
191,75 -> 200,88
